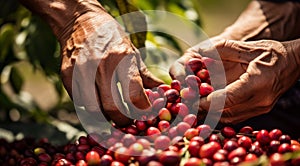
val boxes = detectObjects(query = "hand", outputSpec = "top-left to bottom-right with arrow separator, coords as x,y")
198,39 -> 300,124
169,38 -> 247,86
217,0 -> 300,41
20,0 -> 163,126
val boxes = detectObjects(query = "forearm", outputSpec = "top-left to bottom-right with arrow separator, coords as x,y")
18,0 -> 106,41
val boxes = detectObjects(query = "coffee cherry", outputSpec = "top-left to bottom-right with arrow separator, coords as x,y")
164,89 -> 180,103
269,153 -> 285,166
147,161 -> 163,166
291,144 -> 300,152
55,158 -> 72,166
111,161 -> 125,166
75,160 -> 87,166
269,140 -> 281,154
184,157 -> 203,166
157,84 -> 171,96
221,127 -> 236,138
188,141 -> 201,157
238,136 -> 252,150
125,125 -> 139,135
38,153 -> 52,163
244,153 -> 258,162
190,136 -> 205,146
158,120 -> 170,132
128,142 -> 144,156
158,108 -> 172,121
99,154 -> 113,166
278,143 -> 292,154
114,147 -> 130,164
256,130 -> 271,145
213,152 -> 226,162
239,126 -> 254,135
180,87 -> 198,101
20,157 -> 37,165
159,150 -> 181,166
228,147 -> 246,161
34,147 -> 46,156
185,75 -> 201,89
146,127 -> 161,140
183,114 -> 197,127
184,128 -> 199,140
175,103 -> 190,118
196,69 -> 210,82
176,122 -> 191,136
202,158 -> 213,166
279,135 -> 291,144
209,134 -> 222,144
168,126 -> 179,139
197,124 -> 211,138
249,145 -> 264,157
185,58 -> 203,74
85,151 -> 101,166
138,149 -> 158,166
121,134 -> 136,147
146,89 -> 160,103
230,157 -> 243,165
269,129 -> 283,141
146,114 -> 159,126
75,151 -> 85,161
223,140 -> 238,153
135,120 -> 148,131
77,144 -> 90,152
199,141 -> 221,159
199,83 -> 214,97
154,135 -> 171,150
171,80 -> 181,92
152,98 -> 166,112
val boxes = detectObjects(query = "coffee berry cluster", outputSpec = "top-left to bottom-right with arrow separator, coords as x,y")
1,57 -> 300,166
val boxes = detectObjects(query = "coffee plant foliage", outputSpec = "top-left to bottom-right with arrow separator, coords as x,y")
0,0 -> 203,143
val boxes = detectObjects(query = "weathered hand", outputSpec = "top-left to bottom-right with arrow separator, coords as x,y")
199,39 -> 300,124
217,0 -> 300,41
20,0 -> 163,126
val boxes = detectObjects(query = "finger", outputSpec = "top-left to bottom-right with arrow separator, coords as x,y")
96,55 -> 132,127
60,65 -> 74,100
70,57 -> 101,111
169,60 -> 186,83
117,54 -> 152,118
199,40 -> 265,63
135,51 -> 164,89
169,53 -> 194,83
199,72 -> 253,112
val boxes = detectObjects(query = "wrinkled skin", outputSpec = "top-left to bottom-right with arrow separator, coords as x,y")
19,0 -> 163,126
170,0 -> 300,124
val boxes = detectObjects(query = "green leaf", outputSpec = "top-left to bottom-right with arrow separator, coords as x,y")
0,24 -> 14,62
9,66 -> 24,94
115,0 -> 147,59
25,16 -> 59,75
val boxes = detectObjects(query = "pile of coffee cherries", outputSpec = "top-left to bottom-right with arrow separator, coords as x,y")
1,125 -> 300,166
1,57 -> 300,166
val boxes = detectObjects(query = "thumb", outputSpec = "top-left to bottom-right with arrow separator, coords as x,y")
200,39 -> 264,64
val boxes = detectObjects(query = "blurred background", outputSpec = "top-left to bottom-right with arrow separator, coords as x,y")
0,0 -> 250,144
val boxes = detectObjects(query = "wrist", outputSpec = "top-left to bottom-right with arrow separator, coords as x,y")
19,0 -> 106,43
